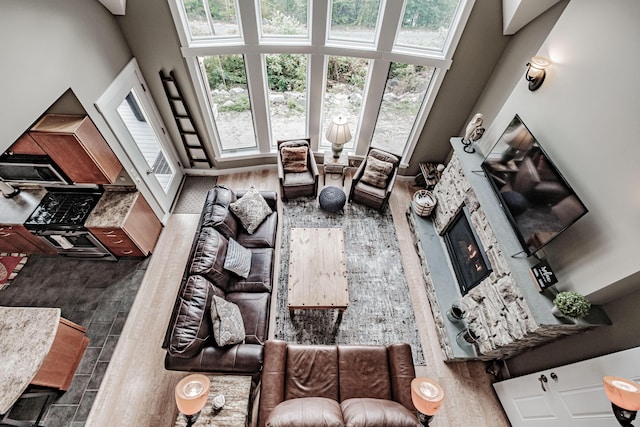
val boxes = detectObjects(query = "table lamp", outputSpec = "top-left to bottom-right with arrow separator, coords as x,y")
326,115 -> 352,159
175,374 -> 210,427
411,377 -> 445,426
604,376 -> 640,427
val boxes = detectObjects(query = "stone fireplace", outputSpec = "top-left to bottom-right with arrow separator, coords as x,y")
408,139 -> 609,361
443,206 -> 492,295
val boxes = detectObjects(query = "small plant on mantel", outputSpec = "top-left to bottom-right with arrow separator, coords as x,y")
553,291 -> 591,319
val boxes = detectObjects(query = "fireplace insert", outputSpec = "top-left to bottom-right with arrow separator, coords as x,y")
443,206 -> 492,295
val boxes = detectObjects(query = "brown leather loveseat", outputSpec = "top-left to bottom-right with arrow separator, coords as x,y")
258,340 -> 421,427
162,185 -> 277,377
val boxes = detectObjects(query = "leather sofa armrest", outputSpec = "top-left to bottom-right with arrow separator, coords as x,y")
388,343 -> 417,412
258,340 -> 288,427
164,343 -> 264,374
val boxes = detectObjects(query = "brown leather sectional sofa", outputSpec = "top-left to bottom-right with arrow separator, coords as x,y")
162,185 -> 277,377
258,340 -> 421,427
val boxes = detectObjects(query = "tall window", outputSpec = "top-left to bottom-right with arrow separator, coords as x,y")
328,0 -> 382,44
201,54 -> 256,151
371,63 -> 434,155
322,56 -> 369,151
170,0 -> 471,163
258,0 -> 309,39
265,54 -> 308,144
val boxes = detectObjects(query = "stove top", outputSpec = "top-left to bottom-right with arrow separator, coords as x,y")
25,189 -> 103,230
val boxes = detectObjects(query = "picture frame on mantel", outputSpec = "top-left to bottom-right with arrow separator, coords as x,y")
530,259 -> 558,292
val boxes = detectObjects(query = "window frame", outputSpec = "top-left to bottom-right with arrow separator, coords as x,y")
168,0 -> 475,166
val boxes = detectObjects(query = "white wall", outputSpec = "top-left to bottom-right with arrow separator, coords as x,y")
0,0 -> 131,151
478,0 -> 640,303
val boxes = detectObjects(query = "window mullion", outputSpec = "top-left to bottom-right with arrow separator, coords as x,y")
236,0 -> 258,44
376,0 -> 405,52
307,54 -> 325,152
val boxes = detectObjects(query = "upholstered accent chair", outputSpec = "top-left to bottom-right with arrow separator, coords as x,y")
348,147 -> 400,212
277,138 -> 319,201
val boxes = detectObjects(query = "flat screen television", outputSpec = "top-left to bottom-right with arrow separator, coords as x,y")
480,115 -> 588,256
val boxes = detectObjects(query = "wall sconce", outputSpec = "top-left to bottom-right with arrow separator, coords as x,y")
603,376 -> 640,427
411,378 -> 445,426
525,56 -> 551,91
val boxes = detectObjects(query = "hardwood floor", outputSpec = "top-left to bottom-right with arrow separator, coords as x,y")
86,169 -> 509,426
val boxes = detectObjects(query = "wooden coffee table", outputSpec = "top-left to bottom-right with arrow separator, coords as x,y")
287,228 -> 349,323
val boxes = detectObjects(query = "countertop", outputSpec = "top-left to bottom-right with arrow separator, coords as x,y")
0,307 -> 60,414
84,190 -> 138,228
0,188 -> 47,225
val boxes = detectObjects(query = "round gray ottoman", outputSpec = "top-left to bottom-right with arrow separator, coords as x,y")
319,186 -> 346,213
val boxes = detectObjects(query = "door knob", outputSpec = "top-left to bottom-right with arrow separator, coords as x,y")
539,374 -> 548,392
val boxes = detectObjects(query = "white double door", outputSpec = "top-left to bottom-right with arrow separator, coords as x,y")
494,346 -> 640,426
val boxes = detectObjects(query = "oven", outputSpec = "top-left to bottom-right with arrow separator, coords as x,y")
24,188 -> 116,261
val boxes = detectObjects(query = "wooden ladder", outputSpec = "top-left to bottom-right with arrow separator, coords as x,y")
159,70 -> 213,168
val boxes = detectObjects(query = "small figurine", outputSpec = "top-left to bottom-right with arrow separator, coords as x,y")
462,113 -> 484,153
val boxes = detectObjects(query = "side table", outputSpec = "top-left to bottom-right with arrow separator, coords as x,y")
174,375 -> 252,427
323,151 -> 348,185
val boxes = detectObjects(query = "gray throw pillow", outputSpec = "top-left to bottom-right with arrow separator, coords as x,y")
223,238 -> 252,278
229,186 -> 273,234
360,156 -> 394,188
210,296 -> 245,346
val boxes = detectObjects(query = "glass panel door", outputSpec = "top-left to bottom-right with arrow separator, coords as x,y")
117,91 -> 175,193
96,59 -> 184,218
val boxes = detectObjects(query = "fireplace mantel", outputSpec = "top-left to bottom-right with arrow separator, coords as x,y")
407,138 -> 610,361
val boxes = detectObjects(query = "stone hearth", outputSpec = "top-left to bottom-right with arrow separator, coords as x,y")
408,138 -> 609,361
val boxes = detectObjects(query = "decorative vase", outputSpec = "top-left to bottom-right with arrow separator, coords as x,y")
446,302 -> 465,323
551,305 -> 564,318
456,327 -> 480,350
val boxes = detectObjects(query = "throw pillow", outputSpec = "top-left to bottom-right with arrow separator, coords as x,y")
223,238 -> 252,278
266,397 -> 345,427
229,186 -> 273,234
341,398 -> 418,427
281,146 -> 309,173
210,295 -> 245,346
360,156 -> 394,189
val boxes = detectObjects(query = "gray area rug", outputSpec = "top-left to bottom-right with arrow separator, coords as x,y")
173,176 -> 218,213
275,196 -> 426,365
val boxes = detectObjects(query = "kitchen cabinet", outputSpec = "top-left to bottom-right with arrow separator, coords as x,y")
0,224 -> 56,254
29,114 -> 123,184
86,191 -> 162,257
8,133 -> 47,155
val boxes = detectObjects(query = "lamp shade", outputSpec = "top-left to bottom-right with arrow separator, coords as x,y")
175,374 -> 210,416
411,377 -> 445,416
529,56 -> 551,73
325,116 -> 352,145
604,376 -> 640,411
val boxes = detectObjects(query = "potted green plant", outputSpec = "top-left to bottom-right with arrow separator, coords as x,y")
552,291 -> 591,319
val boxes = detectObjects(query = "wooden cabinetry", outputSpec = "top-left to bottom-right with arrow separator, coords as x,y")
31,317 -> 89,391
29,114 -> 123,184
9,133 -> 47,155
0,224 -> 56,254
87,192 -> 162,257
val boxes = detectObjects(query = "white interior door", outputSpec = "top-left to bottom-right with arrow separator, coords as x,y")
494,346 -> 640,426
96,58 -> 183,218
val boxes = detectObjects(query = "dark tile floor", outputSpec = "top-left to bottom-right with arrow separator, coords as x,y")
0,254 -> 149,427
